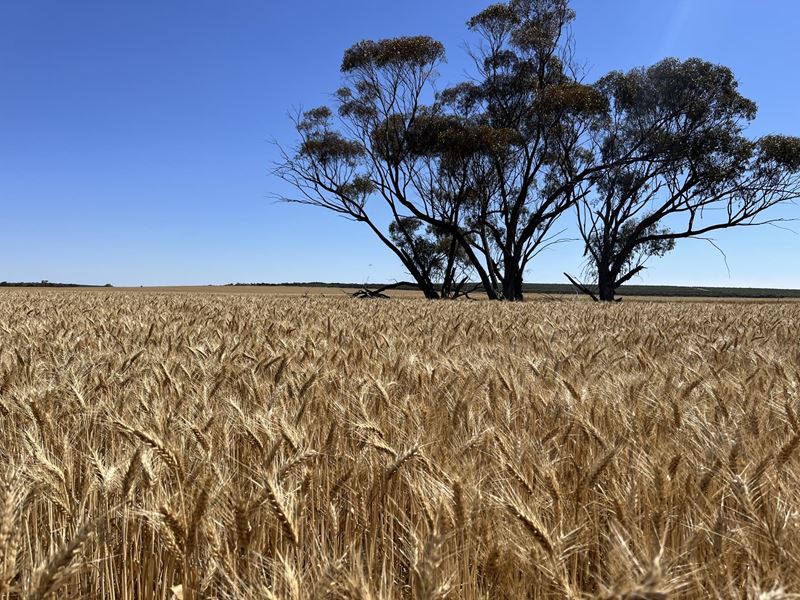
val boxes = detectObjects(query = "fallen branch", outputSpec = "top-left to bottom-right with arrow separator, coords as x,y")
351,281 -> 418,299
564,273 -> 599,302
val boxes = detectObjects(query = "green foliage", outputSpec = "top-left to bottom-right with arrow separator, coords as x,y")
297,107 -> 365,166
468,3 -> 519,31
539,83 -> 608,115
299,132 -> 364,166
407,113 -> 518,158
509,1 -> 574,53
389,217 -> 470,286
588,220 -> 676,278
337,86 -> 379,123
468,0 -> 575,53
599,58 -> 756,121
297,106 -> 333,128
336,175 -> 375,200
341,36 -> 445,72
596,58 -> 759,165
389,218 -> 441,276
758,135 -> 800,171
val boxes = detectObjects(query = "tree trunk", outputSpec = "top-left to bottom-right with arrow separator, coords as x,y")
439,236 -> 459,299
423,288 -> 440,300
396,255 -> 440,299
360,217 -> 440,300
597,271 -> 616,302
501,263 -> 525,301
403,267 -> 440,300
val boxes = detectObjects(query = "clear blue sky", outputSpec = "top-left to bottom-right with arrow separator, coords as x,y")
1,1 -> 798,287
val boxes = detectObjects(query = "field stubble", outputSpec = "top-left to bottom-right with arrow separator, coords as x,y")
0,290 -> 798,598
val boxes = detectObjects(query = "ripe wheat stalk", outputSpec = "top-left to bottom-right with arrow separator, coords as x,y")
0,288 -> 797,598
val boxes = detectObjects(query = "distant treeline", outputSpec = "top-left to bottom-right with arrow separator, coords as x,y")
0,282 -> 110,288
225,282 -> 800,299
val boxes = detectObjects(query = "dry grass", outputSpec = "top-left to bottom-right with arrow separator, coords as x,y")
0,289 -> 798,598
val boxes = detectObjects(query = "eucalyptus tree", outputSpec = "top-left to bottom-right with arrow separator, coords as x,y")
276,1 -> 621,301
432,0 -> 611,300
275,39 -> 473,299
570,59 -> 800,301
276,1 -> 799,301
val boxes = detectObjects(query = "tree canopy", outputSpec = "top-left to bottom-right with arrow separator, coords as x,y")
574,59 -> 800,300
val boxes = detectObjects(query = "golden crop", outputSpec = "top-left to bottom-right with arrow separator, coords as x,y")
0,290 -> 798,598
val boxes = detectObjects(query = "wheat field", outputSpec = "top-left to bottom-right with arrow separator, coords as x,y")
0,290 -> 798,599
